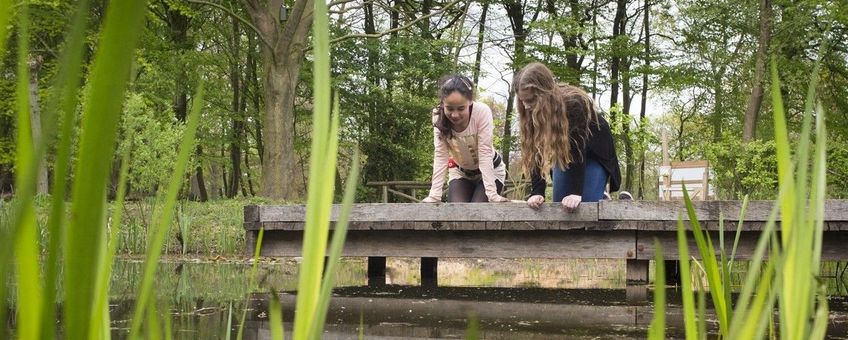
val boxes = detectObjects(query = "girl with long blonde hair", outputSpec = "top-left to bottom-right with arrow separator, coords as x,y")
514,62 -> 621,211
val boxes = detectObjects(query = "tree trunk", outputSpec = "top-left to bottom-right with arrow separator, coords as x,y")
638,0 -> 649,199
610,0 -> 627,123
622,58 -> 633,192
742,0 -> 772,143
28,57 -> 48,195
244,147 -> 256,196
591,0 -> 598,100
194,145 -> 208,201
242,0 -> 312,200
228,17 -> 243,198
472,2 -> 489,86
712,71 -> 724,141
502,0 -> 530,176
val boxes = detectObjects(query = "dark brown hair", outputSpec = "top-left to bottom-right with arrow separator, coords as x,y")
433,75 -> 474,140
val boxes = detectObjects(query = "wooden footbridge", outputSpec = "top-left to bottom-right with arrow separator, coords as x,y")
243,200 -> 848,285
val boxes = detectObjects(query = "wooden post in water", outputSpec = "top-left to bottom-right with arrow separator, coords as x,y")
626,259 -> 649,284
368,256 -> 387,286
421,257 -> 438,287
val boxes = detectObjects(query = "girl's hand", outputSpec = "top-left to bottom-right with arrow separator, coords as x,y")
489,194 -> 510,203
421,196 -> 441,203
526,195 -> 545,209
561,194 -> 582,212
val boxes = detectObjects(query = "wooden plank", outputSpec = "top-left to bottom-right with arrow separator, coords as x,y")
244,205 -> 259,222
601,200 -> 848,221
671,160 -> 709,168
829,222 -> 848,231
626,259 -> 649,284
248,220 -> 783,232
244,230 -> 257,257
258,202 -> 599,223
257,230 -> 637,259
636,230 -> 848,261
600,200 -> 771,221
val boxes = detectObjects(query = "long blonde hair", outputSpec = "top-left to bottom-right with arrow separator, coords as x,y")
514,62 -> 599,180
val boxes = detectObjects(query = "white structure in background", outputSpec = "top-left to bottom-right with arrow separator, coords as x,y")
658,132 -> 714,200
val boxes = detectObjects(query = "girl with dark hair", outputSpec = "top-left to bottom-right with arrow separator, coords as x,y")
422,75 -> 509,203
513,62 -> 621,212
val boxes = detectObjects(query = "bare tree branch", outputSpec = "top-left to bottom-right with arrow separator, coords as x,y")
327,0 -> 464,45
186,0 -> 273,50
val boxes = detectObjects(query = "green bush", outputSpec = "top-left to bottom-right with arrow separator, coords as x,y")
116,92 -> 185,195
706,138 -> 779,200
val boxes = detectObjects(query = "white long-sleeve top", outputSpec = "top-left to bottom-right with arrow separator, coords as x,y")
427,101 -> 505,201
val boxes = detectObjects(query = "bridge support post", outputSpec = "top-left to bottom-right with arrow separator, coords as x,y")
245,230 -> 258,257
368,256 -> 387,286
626,259 -> 649,284
664,260 -> 681,286
421,257 -> 438,287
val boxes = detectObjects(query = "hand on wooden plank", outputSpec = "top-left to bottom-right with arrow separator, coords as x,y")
527,195 -> 545,209
488,194 -> 510,203
421,196 -> 441,203
561,194 -> 582,213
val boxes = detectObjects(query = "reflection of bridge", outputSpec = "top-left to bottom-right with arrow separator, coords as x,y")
239,286 -> 848,339
241,286 -> 696,339
244,200 -> 848,285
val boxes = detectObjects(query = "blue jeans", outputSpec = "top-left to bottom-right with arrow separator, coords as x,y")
552,157 -> 609,203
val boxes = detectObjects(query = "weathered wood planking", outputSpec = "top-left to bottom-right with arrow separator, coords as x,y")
250,202 -> 598,223
246,220 -> 635,231
599,200 -> 848,221
254,230 -> 638,259
246,200 -> 848,228
636,230 -> 848,261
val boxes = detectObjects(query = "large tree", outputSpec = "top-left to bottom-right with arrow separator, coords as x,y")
240,0 -> 313,200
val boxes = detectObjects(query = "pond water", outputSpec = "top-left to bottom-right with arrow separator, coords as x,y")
7,258 -> 848,339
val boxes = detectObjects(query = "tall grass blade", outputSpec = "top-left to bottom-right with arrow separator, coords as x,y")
146,299 -> 162,340
769,59 -> 795,249
226,302 -> 234,340
40,0 -> 91,336
11,4 -> 44,339
647,241 -> 665,340
237,227 -> 265,340
727,206 -> 779,337
164,300 -> 173,340
293,0 -> 335,337
358,312 -> 364,340
729,195 -> 749,264
677,218 -> 698,340
809,286 -> 829,340
270,291 -> 284,340
308,101 -> 360,339
696,277 -> 706,339
681,187 -> 728,335
63,0 -> 148,338
129,83 -> 205,338
729,249 -> 777,339
465,313 -> 479,340
89,145 -> 132,340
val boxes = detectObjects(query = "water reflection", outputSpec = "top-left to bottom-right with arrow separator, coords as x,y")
5,258 -> 848,339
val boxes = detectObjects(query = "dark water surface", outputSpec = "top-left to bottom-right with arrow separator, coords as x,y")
7,258 -> 848,339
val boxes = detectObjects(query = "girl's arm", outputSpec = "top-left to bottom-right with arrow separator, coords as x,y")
475,104 -> 506,202
529,167 -> 546,198
426,126 -> 450,201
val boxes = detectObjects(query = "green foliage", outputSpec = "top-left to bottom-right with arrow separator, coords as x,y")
117,92 -> 185,195
650,47 -> 831,340
706,138 -> 779,199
